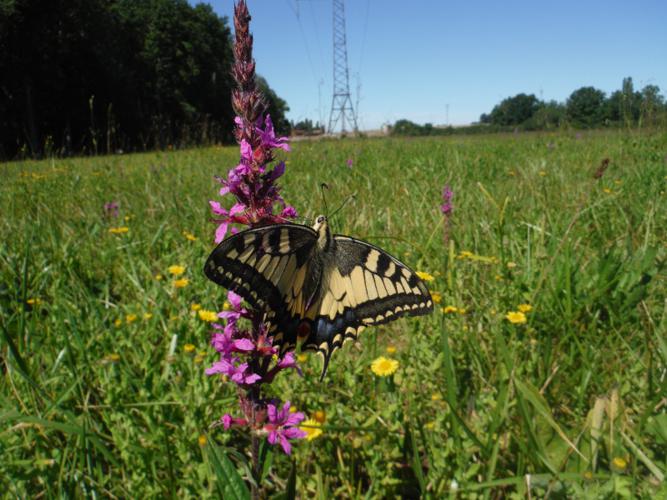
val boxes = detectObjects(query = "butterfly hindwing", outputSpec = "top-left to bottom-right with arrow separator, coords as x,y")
299,236 -> 434,376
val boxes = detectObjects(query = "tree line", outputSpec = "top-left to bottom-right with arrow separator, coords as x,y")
391,77 -> 665,137
0,0 -> 289,160
480,77 -> 665,130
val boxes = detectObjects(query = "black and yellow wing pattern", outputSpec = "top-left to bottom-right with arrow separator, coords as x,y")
204,215 -> 433,378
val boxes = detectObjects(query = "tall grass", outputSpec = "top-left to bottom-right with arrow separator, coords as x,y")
1,130 -> 666,497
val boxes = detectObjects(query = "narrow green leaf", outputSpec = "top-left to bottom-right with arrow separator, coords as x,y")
207,444 -> 250,500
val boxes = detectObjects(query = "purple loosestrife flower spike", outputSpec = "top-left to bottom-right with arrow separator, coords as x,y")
205,1 -> 304,474
103,201 -> 119,218
440,185 -> 453,215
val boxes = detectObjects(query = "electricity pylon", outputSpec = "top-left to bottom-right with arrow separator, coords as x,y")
327,0 -> 358,134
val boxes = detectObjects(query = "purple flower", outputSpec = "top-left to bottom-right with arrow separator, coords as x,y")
346,158 -> 353,168
264,401 -> 307,455
221,414 -> 248,430
210,202 -> 246,242
281,205 -> 297,219
211,326 -> 254,355
277,351 -> 297,369
104,201 -> 119,218
257,115 -> 290,152
206,355 -> 262,386
440,185 -> 453,215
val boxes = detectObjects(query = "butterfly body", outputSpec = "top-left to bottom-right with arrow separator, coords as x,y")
204,216 -> 433,377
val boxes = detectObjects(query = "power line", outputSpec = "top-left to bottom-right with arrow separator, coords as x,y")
285,0 -> 321,91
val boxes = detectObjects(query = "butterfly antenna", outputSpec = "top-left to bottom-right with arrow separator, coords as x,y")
320,183 -> 330,217
330,192 -> 356,219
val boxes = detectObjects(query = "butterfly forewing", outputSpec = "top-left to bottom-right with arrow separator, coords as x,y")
204,224 -> 319,335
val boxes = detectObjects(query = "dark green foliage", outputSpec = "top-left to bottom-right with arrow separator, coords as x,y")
488,93 -> 540,126
390,119 -> 454,137
291,118 -> 324,135
0,0 -> 289,159
566,86 -> 607,128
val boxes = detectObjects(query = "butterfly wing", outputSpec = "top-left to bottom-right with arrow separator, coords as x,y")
300,236 -> 433,377
204,223 -> 321,348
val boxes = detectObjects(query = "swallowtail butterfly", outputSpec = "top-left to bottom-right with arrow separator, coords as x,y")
204,215 -> 433,378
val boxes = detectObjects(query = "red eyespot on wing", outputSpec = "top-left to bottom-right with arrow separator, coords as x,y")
297,321 -> 311,339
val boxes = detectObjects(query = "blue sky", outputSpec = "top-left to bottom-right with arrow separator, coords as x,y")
191,0 -> 667,130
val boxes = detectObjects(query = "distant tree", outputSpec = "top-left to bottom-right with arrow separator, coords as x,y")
291,119 -> 323,134
0,0 -> 289,159
619,77 -> 641,126
391,119 -> 426,136
638,84 -> 664,126
566,87 -> 606,128
488,93 -> 540,126
525,100 -> 566,130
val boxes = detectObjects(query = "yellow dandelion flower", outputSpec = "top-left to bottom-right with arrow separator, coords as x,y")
297,353 -> 308,363
108,226 -> 129,234
371,356 -> 399,377
143,313 -> 153,320
517,304 -> 532,313
183,231 -> 197,241
603,187 -> 612,194
198,435 -> 207,446
313,410 -> 326,423
424,421 -> 436,430
184,343 -> 196,354
191,303 -> 202,311
300,418 -> 323,441
168,265 -> 186,276
612,457 -> 627,470
289,405 -> 297,413
124,215 -> 132,222
431,291 -> 442,304
173,278 -> 189,288
125,314 -> 137,324
114,318 -> 122,327
431,393 -> 442,401
386,345 -> 397,355
223,301 -> 231,310
198,310 -> 218,322
505,311 -> 527,324
442,305 -> 458,314
458,250 -> 474,259
155,273 -> 163,281
416,271 -> 435,282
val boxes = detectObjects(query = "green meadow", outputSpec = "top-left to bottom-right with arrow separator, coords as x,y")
2,130 -> 667,498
